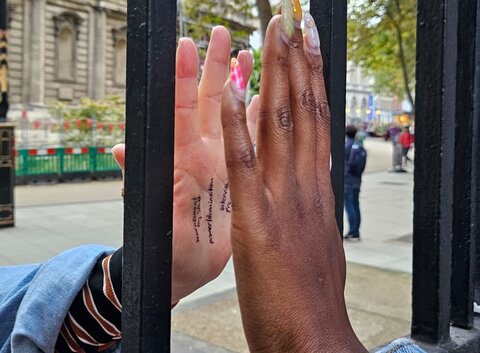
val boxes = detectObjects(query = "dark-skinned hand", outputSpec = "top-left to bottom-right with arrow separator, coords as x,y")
221,14 -> 367,353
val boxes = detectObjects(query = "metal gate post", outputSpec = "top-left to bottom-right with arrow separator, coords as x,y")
451,0 -> 479,330
309,0 -> 347,234
122,0 -> 176,352
476,0 -> 480,314
412,0 -> 458,344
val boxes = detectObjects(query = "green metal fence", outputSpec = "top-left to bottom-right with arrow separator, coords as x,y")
15,147 -> 121,184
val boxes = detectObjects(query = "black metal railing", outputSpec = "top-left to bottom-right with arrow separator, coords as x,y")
122,0 -> 480,352
122,0 -> 176,352
411,0 -> 480,351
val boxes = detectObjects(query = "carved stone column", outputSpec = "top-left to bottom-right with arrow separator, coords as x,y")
89,7 -> 106,99
24,0 -> 46,105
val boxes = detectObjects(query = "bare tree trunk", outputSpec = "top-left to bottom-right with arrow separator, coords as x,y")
393,21 -> 415,112
387,8 -> 415,112
255,0 -> 272,44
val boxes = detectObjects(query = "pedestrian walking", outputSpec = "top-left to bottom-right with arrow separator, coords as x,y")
389,123 -> 403,171
399,126 -> 414,166
344,125 -> 367,241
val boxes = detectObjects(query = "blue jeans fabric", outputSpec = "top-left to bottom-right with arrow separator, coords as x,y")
376,338 -> 427,353
344,184 -> 361,236
0,245 -> 118,353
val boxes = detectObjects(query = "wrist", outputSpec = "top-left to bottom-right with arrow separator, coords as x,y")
250,330 -> 366,353
247,308 -> 366,353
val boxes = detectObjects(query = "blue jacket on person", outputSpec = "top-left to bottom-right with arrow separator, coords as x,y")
0,245 -> 118,353
0,245 -> 425,353
345,137 -> 362,188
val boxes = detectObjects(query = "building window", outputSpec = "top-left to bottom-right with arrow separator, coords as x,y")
351,97 -> 357,112
113,27 -> 127,87
54,12 -> 82,82
361,97 -> 367,109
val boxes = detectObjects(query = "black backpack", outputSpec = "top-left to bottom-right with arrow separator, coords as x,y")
348,144 -> 367,176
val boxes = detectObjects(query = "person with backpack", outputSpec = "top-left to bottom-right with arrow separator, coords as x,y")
344,125 -> 367,241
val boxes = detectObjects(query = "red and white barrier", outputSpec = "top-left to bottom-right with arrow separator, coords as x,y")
28,148 -> 56,156
97,147 -> 112,154
64,147 -> 89,155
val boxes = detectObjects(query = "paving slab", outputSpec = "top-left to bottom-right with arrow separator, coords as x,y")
15,180 -> 123,207
173,263 -> 411,351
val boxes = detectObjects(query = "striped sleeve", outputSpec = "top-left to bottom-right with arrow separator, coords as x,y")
55,248 -> 123,353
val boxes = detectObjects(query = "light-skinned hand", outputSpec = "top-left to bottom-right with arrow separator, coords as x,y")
112,26 -> 260,304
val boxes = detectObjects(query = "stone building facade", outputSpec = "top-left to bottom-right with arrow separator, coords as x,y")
6,0 -> 254,108
346,62 -> 401,125
7,0 -> 127,106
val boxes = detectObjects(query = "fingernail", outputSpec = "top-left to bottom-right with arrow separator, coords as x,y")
230,58 -> 246,97
293,0 -> 303,25
281,0 -> 294,39
303,12 -> 320,53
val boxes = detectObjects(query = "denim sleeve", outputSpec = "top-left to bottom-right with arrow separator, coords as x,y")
375,338 -> 427,353
0,245 -> 114,353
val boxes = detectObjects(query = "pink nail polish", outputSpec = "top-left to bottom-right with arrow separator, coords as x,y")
230,58 -> 246,94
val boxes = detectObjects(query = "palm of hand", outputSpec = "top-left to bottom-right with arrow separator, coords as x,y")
172,137 -> 232,302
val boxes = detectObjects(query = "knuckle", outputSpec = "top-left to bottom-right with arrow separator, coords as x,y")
232,110 -> 246,123
258,109 -> 270,122
289,35 -> 303,49
203,92 -> 222,106
275,108 -> 293,131
230,110 -> 247,130
298,88 -> 317,113
316,101 -> 331,125
228,146 -> 256,170
275,55 -> 289,73
239,147 -> 256,169
308,53 -> 324,74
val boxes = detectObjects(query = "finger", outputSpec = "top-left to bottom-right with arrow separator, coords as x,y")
221,61 -> 265,216
237,50 -> 254,88
111,143 -> 125,172
238,50 -> 256,141
256,15 -> 295,196
246,95 -> 259,143
175,38 -> 201,147
198,26 -> 231,139
288,25 -> 317,186
303,13 -> 331,173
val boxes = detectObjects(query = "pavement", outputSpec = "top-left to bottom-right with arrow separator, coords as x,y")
0,138 -> 414,351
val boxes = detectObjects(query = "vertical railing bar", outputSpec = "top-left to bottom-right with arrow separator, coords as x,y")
123,2 -> 147,349
309,0 -> 347,235
411,0 -> 458,344
451,0 -> 479,329
474,0 -> 480,307
123,0 -> 176,352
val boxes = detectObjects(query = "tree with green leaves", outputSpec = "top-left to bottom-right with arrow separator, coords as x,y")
183,0 -> 254,47
182,0 -> 273,46
348,0 -> 416,111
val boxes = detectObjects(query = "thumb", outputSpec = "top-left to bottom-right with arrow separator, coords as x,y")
111,143 -> 125,173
